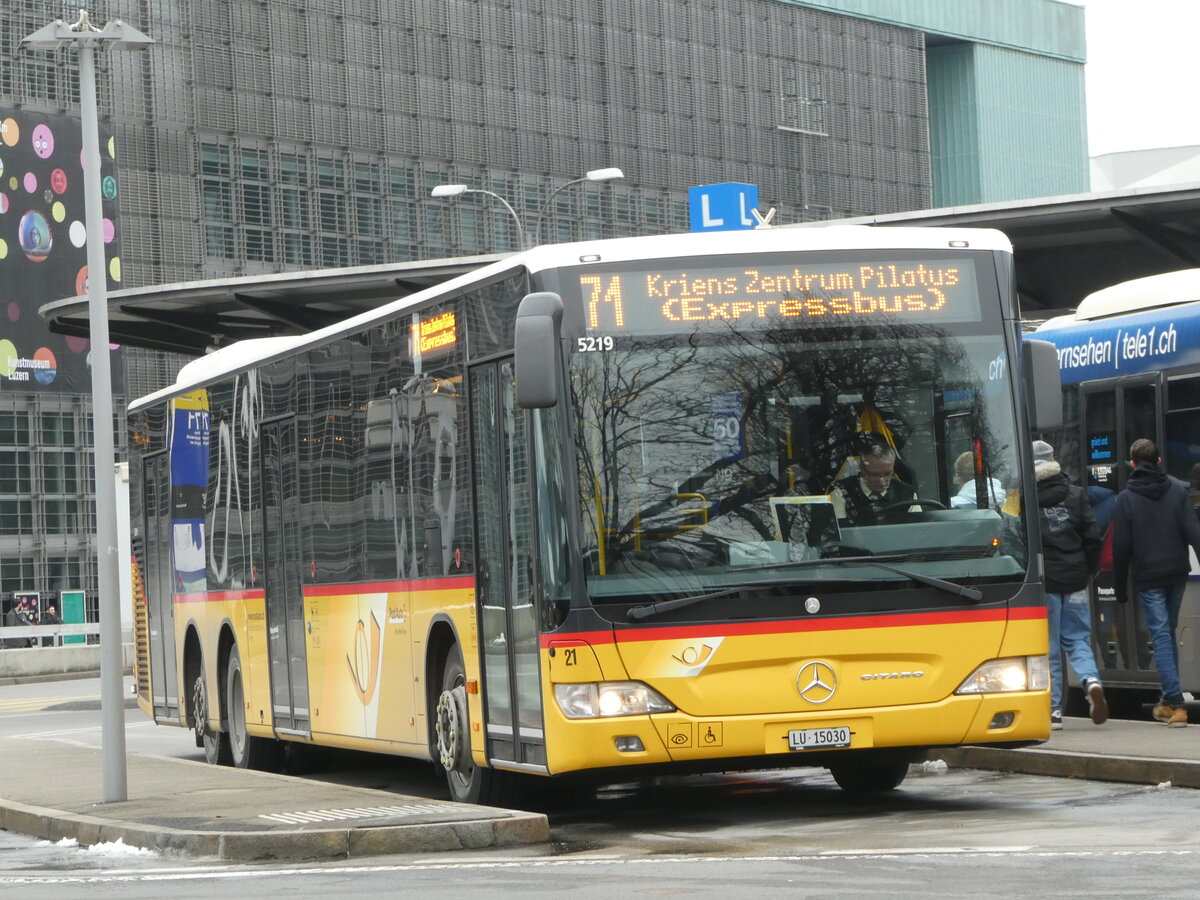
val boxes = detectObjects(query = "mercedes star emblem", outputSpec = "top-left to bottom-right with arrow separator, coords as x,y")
796,660 -> 837,704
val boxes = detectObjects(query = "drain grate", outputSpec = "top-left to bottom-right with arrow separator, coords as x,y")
259,803 -> 455,825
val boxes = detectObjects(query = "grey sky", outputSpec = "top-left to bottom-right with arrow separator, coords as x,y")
1070,0 -> 1200,156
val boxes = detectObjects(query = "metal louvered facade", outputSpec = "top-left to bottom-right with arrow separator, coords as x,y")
5,0 -> 939,290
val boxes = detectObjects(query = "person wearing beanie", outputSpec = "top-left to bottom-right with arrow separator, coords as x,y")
1033,440 -> 1108,729
1111,437 -> 1200,727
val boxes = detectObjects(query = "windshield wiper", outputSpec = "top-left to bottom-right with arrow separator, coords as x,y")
627,586 -> 747,621
709,553 -> 984,603
837,559 -> 983,603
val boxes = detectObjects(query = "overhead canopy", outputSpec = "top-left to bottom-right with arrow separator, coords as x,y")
38,253 -> 504,355
39,184 -> 1200,355
809,183 -> 1200,322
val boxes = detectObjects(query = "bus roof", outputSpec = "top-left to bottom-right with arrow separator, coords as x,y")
1033,313 -> 1077,332
172,335 -> 311,388
1071,268 -> 1200,322
130,225 -> 1013,412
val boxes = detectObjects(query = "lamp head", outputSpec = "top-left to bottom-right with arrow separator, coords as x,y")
20,16 -> 153,51
585,167 -> 624,183
431,184 -> 468,198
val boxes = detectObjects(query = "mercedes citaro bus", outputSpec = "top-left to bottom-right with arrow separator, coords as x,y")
128,225 -> 1061,803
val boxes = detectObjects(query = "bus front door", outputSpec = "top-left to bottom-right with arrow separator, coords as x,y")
468,359 -> 547,773
260,417 -> 310,734
1081,380 -> 1160,686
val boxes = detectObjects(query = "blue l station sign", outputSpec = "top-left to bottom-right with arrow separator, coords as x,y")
688,182 -> 759,232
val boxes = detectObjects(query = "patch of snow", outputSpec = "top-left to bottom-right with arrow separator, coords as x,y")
80,838 -> 157,858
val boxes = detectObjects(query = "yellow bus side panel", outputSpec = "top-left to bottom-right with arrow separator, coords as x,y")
240,594 -> 271,732
304,582 -> 476,756
307,589 -> 404,742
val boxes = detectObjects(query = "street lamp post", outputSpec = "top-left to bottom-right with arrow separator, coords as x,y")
431,167 -> 624,250
532,167 -> 624,246
430,184 -> 527,250
20,9 -> 153,804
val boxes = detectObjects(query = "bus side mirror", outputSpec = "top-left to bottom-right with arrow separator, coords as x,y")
515,291 -> 564,409
1024,339 -> 1063,431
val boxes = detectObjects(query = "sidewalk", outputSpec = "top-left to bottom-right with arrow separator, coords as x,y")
0,737 -> 549,861
936,715 -> 1200,788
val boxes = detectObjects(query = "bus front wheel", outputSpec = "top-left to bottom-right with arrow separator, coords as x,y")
435,647 -> 514,806
829,760 -> 909,793
192,668 -> 230,766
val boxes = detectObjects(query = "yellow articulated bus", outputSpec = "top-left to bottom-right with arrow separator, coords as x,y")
129,225 -> 1062,804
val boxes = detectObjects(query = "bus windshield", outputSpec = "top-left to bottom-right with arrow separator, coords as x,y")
560,250 -> 1026,604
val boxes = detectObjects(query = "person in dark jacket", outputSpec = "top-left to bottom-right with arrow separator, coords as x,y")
2,602 -> 33,649
1033,440 -> 1107,729
40,603 -> 62,647
1111,438 -> 1200,727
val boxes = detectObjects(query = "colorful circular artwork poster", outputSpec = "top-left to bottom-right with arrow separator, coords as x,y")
0,110 -> 122,393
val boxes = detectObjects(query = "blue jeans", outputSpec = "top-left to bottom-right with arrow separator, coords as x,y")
1047,590 -> 1101,710
1137,581 -> 1186,706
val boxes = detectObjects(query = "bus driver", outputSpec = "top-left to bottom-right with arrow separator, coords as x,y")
830,435 -> 917,526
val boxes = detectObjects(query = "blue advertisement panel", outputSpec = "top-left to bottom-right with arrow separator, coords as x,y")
0,109 -> 122,393
1030,304 -> 1200,385
710,392 -> 745,463
170,390 -> 210,594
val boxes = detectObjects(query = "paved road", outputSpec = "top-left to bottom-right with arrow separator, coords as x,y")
2,767 -> 1199,898
4,674 -> 1200,874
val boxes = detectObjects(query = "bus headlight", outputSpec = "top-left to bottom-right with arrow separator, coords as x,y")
554,681 -> 676,719
955,656 -> 1049,694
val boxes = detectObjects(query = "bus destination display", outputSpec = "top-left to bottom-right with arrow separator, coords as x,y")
579,258 -> 980,334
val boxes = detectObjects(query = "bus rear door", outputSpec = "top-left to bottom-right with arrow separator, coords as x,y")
260,416 -> 310,734
142,451 -> 180,718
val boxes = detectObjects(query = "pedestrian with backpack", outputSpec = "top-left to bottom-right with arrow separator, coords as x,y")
1032,440 -> 1108,730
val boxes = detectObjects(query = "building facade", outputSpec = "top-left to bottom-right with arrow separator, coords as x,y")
0,0 -> 1087,613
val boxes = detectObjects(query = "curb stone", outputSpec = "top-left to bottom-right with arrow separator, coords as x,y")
0,796 -> 551,861
934,746 -> 1200,789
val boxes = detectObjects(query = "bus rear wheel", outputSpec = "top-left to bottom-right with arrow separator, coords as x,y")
192,667 -> 230,766
829,760 -> 909,793
226,644 -> 283,771
434,647 -> 515,806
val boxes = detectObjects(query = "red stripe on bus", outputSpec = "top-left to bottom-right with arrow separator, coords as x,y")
174,590 -> 265,604
302,576 -> 475,597
171,575 -> 475,604
541,605 -> 1044,647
